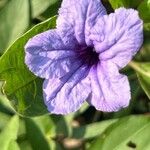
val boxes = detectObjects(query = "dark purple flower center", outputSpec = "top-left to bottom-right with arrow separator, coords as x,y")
77,46 -> 99,67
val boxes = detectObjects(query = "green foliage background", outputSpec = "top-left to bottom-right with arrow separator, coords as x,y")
0,0 -> 150,149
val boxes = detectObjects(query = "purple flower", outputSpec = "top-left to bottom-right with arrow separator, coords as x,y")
25,0 -> 143,114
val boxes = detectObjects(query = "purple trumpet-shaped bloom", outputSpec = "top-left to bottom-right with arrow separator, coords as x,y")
25,0 -> 143,114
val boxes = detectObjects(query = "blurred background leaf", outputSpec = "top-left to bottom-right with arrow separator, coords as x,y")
138,0 -> 150,23
71,118 -> 117,140
135,37 -> 150,62
0,115 -> 19,150
40,0 -> 61,20
25,118 -> 51,150
31,0 -> 60,18
7,141 -> 20,150
108,0 -> 142,9
0,0 -> 8,10
88,115 -> 150,150
0,0 -> 30,53
129,62 -> 150,99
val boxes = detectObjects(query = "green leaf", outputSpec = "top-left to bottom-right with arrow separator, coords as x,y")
50,115 -> 72,138
76,102 -> 89,115
135,37 -> 150,62
0,17 -> 56,117
0,112 -> 10,130
32,115 -> 55,136
71,119 -> 118,140
108,0 -> 142,9
0,0 -> 8,10
0,0 -> 29,52
88,115 -> 150,150
0,115 -> 19,150
18,141 -> 32,150
129,62 -> 150,99
0,82 -> 15,114
138,0 -> 150,23
108,0 -> 129,8
31,0 -> 59,18
8,141 -> 20,150
0,94 -> 14,115
25,118 -> 50,150
144,23 -> 150,31
25,115 -> 64,150
138,74 -> 150,99
41,0 -> 61,19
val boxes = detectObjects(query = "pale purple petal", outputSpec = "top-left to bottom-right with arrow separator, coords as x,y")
43,65 -> 91,114
89,8 -> 143,68
25,29 -> 79,79
57,0 -> 106,45
88,61 -> 130,112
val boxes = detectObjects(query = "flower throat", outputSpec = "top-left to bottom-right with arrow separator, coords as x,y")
77,46 -> 99,67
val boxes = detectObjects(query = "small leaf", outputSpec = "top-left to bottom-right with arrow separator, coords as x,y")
0,0 -> 29,52
0,17 -> 56,117
108,0 -> 142,9
0,115 -> 19,150
129,62 -> 150,99
138,0 -> 150,23
88,115 -> 150,150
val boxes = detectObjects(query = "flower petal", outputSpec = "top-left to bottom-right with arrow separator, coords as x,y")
57,0 -> 106,45
88,61 -> 130,112
89,8 -> 143,68
25,29 -> 79,79
43,65 -> 91,114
